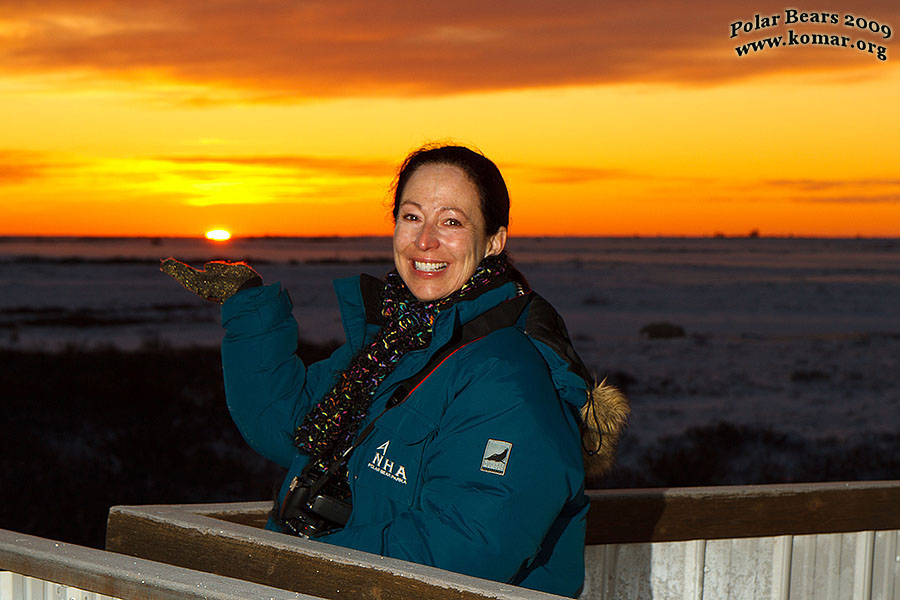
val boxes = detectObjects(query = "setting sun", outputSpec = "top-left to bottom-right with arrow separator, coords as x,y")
205,229 -> 232,241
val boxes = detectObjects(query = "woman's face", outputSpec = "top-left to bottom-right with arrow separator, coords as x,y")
393,163 -> 507,302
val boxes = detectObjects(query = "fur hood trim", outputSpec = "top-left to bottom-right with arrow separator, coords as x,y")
518,292 -> 629,481
581,379 -> 629,481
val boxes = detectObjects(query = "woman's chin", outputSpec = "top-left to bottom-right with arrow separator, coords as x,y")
408,284 -> 448,303
405,276 -> 454,303
398,264 -> 451,302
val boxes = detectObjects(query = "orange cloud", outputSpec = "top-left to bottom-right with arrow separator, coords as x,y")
3,1 -> 897,101
0,150 -> 82,184
764,178 -> 900,203
158,154 -> 393,176
514,165 -> 629,185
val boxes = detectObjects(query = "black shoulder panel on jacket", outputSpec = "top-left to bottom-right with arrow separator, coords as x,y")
359,274 -> 384,326
524,293 -> 593,384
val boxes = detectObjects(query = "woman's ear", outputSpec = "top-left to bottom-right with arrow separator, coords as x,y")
485,226 -> 508,258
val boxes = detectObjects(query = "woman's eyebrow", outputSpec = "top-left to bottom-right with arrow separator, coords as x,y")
400,200 -> 470,219
438,206 -> 470,219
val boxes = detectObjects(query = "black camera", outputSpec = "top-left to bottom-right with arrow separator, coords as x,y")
276,475 -> 352,538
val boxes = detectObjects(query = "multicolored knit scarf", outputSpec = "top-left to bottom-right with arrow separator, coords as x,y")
293,252 -> 512,491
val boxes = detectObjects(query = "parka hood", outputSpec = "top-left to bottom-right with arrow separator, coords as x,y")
521,293 -> 629,482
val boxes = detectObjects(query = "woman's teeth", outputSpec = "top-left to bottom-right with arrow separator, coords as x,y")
414,261 -> 448,272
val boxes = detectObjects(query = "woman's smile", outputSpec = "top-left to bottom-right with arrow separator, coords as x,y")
412,260 -> 449,273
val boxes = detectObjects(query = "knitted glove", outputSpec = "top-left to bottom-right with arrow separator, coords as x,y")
160,258 -> 262,303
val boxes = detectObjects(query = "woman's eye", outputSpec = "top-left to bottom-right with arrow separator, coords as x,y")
445,218 -> 462,227
402,213 -> 419,222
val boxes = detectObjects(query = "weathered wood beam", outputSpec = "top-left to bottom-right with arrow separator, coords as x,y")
0,528 -> 319,600
585,480 -> 900,544
203,481 -> 900,545
106,503 -> 562,600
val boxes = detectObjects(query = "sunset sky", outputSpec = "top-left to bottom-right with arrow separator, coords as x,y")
1,0 -> 898,237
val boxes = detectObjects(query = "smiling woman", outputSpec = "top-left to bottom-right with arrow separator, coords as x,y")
161,143 -> 628,598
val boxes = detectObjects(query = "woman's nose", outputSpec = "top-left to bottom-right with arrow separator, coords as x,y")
415,223 -> 440,250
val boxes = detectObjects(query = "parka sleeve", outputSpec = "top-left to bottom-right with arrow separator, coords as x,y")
320,332 -> 586,594
220,283 -> 349,468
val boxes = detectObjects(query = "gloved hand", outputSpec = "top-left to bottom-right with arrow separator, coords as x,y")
160,258 -> 262,303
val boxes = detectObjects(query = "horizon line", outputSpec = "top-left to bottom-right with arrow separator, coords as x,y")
1,233 -> 898,241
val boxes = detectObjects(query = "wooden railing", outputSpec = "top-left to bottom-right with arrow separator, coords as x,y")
104,480 -> 900,600
581,481 -> 900,599
583,479 -> 900,544
3,481 -> 899,600
0,528 -> 320,599
104,501 -> 560,600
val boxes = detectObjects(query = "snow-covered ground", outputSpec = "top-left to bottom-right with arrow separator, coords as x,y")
2,235 -> 898,478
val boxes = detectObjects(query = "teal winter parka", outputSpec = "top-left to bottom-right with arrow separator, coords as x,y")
220,274 -> 592,598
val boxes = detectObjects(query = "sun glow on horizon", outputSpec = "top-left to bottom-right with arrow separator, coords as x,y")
205,229 -> 232,241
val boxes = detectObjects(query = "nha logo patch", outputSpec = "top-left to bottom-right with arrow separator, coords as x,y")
368,440 -> 407,484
